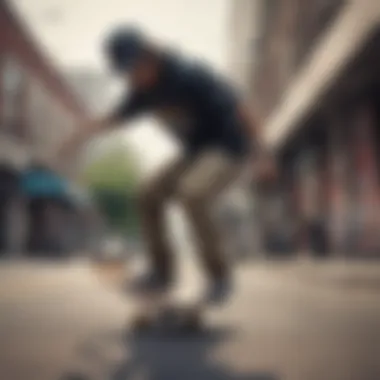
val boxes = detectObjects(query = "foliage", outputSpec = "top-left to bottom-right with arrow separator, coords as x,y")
83,140 -> 141,236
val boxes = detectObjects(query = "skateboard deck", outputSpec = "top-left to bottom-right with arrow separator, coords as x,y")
130,290 -> 205,333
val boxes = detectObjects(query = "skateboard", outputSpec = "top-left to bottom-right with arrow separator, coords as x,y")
131,290 -> 204,333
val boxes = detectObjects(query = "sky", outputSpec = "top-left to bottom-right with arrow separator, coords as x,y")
11,0 -> 232,173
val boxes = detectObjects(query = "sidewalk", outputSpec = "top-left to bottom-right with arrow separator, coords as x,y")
289,258 -> 380,290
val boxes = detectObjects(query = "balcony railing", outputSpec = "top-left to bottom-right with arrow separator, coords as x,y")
251,0 -> 346,120
294,0 -> 346,68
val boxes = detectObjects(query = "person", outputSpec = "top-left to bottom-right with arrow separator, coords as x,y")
59,26 -> 275,304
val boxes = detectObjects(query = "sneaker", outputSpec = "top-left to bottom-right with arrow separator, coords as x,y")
204,275 -> 233,305
129,271 -> 171,295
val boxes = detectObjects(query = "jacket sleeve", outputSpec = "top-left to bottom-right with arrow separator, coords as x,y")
110,90 -> 151,124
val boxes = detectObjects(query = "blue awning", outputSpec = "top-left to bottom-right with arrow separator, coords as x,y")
21,168 -> 70,199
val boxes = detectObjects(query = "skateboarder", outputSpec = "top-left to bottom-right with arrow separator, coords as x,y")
60,26 -> 275,304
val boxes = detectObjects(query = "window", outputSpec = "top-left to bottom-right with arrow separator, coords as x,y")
1,56 -> 26,138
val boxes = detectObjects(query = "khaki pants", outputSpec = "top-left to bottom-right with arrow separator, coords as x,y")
139,149 -> 246,281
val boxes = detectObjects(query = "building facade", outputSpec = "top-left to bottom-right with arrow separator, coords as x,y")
0,2 -> 85,168
0,1 -> 95,255
230,0 -> 380,257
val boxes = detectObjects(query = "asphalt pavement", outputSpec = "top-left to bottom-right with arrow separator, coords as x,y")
0,258 -> 380,380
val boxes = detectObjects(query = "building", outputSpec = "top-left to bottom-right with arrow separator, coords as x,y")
0,1 -> 94,255
228,0 -> 260,95
230,0 -> 380,257
66,68 -> 116,114
0,1 -> 87,168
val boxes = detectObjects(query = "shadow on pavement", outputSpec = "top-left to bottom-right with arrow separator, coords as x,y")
108,326 -> 278,380
63,326 -> 278,380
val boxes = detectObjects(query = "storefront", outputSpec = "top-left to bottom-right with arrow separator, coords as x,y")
348,100 -> 380,256
276,29 -> 380,259
21,165 -> 71,256
273,120 -> 330,258
0,1 -> 89,258
0,165 -> 26,255
323,116 -> 351,256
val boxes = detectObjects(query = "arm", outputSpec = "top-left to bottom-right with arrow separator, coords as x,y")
58,113 -> 120,158
59,90 -> 149,156
61,116 -> 112,152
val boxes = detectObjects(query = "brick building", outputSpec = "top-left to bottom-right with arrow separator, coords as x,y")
0,1 -> 92,255
0,1 -> 87,169
230,0 -> 380,257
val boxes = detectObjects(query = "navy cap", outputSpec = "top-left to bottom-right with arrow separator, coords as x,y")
103,26 -> 147,72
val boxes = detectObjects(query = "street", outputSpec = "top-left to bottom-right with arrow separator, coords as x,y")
0,259 -> 380,380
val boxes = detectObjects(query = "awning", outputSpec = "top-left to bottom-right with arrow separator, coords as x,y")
21,168 -> 70,200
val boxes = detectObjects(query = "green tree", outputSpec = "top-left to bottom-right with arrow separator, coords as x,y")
83,140 -> 141,237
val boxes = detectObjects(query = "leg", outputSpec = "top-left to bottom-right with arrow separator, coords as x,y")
138,156 -> 189,289
177,150 -> 245,302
